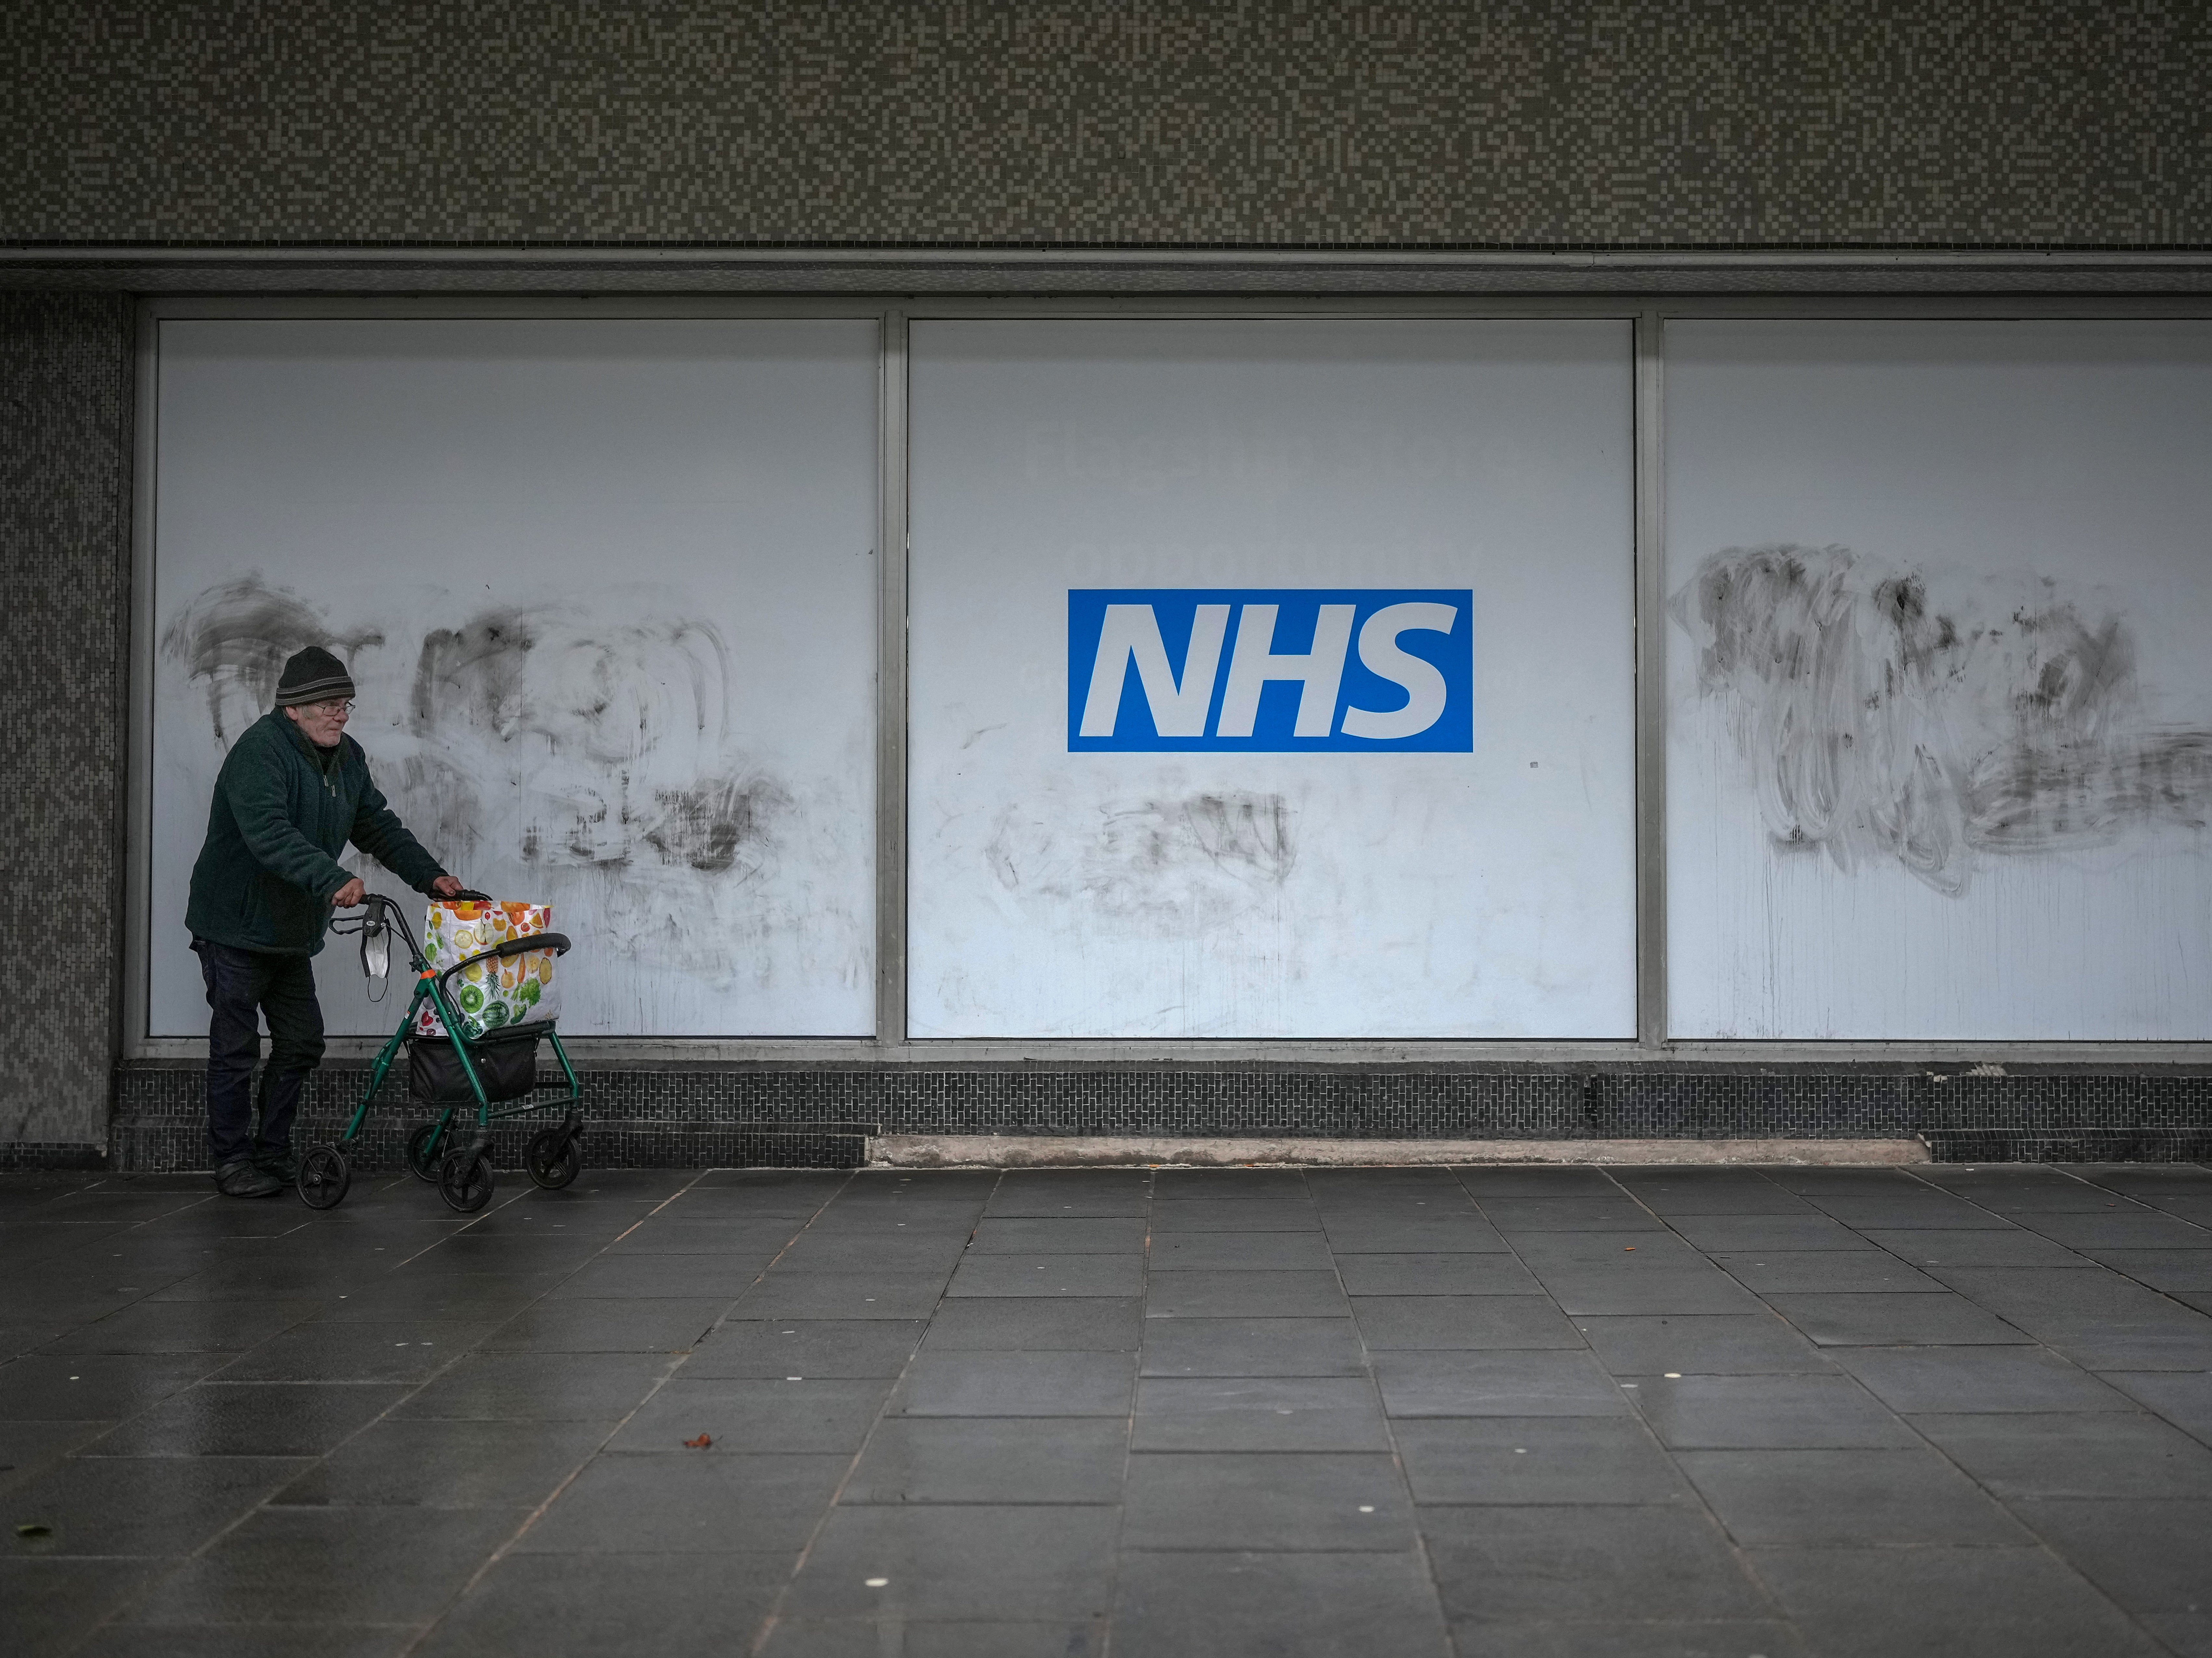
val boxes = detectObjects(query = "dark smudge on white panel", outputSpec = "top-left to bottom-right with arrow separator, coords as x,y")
983,786 -> 1302,937
160,575 -> 849,996
162,574 -> 387,742
1675,543 -> 2212,894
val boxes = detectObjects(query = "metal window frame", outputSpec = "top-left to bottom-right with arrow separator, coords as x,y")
123,289 -> 2212,1067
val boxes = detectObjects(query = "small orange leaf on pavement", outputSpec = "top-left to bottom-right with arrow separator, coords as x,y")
684,1433 -> 712,1449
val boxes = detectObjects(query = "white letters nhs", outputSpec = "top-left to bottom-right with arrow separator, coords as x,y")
1068,589 -> 1473,752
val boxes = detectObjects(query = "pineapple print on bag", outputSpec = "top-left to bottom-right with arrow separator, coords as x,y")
415,899 -> 563,1039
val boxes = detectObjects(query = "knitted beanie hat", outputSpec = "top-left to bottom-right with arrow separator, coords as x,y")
274,646 -> 356,707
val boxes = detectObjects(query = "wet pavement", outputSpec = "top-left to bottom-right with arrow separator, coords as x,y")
4,1160 -> 2211,1656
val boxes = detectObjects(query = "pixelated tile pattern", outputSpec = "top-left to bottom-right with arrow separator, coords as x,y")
0,295 -> 130,1146
2,0 -> 2208,248
105,1064 -> 2212,1170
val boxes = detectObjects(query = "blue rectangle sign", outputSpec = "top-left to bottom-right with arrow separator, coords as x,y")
1068,588 -> 1473,752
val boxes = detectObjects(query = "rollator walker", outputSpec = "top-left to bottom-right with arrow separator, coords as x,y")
298,891 -> 586,1214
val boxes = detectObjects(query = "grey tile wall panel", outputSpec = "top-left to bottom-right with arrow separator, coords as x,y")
0,294 -> 129,1151
4,1 -> 2208,249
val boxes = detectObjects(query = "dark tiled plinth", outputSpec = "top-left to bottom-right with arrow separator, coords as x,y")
103,1060 -> 2212,1172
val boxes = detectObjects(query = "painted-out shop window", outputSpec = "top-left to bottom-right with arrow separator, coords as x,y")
148,318 -> 879,1039
905,319 -> 1637,1039
1666,320 -> 2212,1040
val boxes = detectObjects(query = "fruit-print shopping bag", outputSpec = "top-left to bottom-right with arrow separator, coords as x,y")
413,899 -> 563,1040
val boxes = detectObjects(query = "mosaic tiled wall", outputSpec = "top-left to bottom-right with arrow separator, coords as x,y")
5,0 -> 2208,248
0,295 -> 131,1150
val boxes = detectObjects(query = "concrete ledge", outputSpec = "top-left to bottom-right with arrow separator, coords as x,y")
870,1135 -> 1930,1168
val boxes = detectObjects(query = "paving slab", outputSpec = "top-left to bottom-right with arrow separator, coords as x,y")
1132,1376 -> 1391,1451
734,1274 -> 950,1321
1147,1231 -> 1336,1271
842,1417 -> 1125,1505
944,1254 -> 1144,1298
1761,1291 -> 2030,1346
1674,1447 -> 2032,1545
270,1417 -> 605,1508
1422,1504 -> 1772,1624
1145,1202 -> 1322,1233
756,1619 -> 1104,1656
2099,1369 -> 2212,1443
1907,1410 -> 2212,1498
1575,1313 -> 1834,1377
1373,1350 -> 1633,1418
1634,1374 -> 1916,1449
81,1383 -> 411,1458
1113,1549 -> 1447,1658
128,1505 -> 526,1625
921,1297 -> 1144,1352
888,1350 -> 1135,1417
0,1558 -> 165,1658
1394,1415 -> 1694,1505
609,1376 -> 895,1454
0,1454 -> 307,1557
1317,1214 -> 1508,1252
1350,1295 -> 1584,1350
782,1504 -> 1121,1620
391,1350 -> 672,1419
413,1551 -> 783,1658
516,1450 -> 849,1549
6,1162 -> 2208,1655
2006,1497 -> 2212,1614
1450,1618 -> 1809,1658
1664,1215 -> 1874,1251
968,1218 -> 1149,1254
0,1354 -> 226,1422
1745,1543 -> 2165,1658
1833,1346 -> 2133,1414
1122,1452 -> 1417,1552
685,1319 -> 927,1379
1144,1270 -> 1349,1319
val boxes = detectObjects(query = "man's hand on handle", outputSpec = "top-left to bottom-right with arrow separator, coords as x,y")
333,874 -> 464,908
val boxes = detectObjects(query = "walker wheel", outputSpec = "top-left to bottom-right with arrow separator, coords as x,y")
525,1127 -> 582,1191
297,1146 -> 351,1210
403,1122 -> 445,1183
437,1150 -> 495,1214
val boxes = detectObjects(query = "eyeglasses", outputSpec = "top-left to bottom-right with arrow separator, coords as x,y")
302,699 -> 355,715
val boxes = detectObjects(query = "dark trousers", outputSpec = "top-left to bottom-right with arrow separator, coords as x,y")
193,938 -> 326,1167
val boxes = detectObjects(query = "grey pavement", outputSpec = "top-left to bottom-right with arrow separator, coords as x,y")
3,1160 -> 2211,1656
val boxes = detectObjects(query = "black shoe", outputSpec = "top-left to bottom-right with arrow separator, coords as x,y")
215,1159 -> 284,1198
254,1145 -> 301,1183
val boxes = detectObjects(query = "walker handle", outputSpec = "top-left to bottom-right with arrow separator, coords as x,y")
436,933 -> 572,1001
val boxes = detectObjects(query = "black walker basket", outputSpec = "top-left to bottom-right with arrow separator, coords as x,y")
408,1025 -> 544,1104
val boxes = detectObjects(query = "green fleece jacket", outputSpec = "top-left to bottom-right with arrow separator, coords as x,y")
185,711 -> 447,956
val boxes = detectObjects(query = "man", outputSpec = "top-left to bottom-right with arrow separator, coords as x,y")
186,645 -> 466,1197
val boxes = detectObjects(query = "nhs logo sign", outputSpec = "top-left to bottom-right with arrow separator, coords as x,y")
1069,589 -> 1473,752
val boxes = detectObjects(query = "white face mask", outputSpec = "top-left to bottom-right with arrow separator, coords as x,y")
361,914 -> 390,998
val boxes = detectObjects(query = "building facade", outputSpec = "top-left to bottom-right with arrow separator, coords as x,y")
6,2 -> 2211,1166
